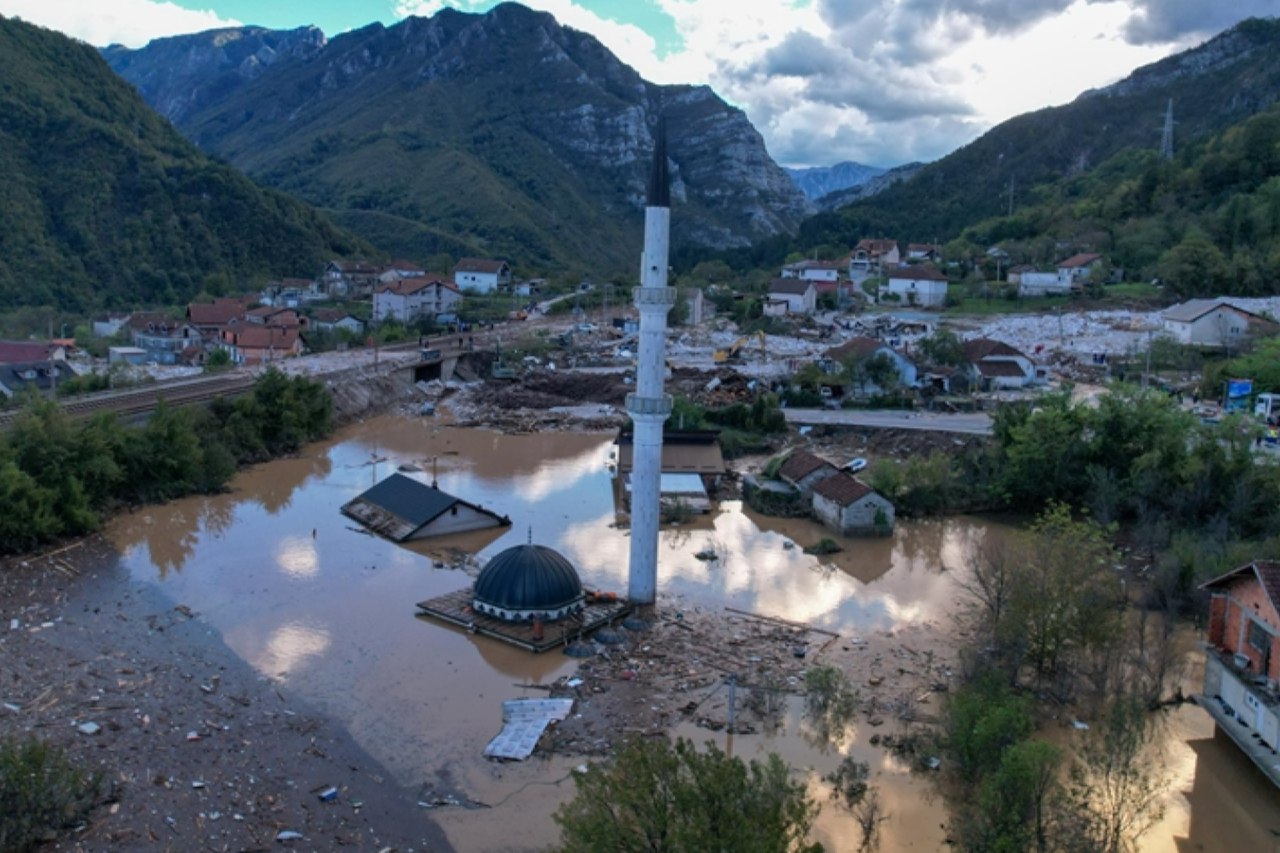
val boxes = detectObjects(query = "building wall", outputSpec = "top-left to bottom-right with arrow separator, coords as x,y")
1204,654 -> 1280,747
457,271 -> 499,293
1018,272 -> 1069,297
885,278 -> 946,307
812,492 -> 894,536
1209,582 -> 1280,684
411,503 -> 504,538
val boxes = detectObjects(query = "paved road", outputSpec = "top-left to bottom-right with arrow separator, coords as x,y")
783,408 -> 993,435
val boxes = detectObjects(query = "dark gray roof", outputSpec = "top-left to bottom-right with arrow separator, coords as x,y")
474,545 -> 583,613
356,473 -> 457,527
340,473 -> 506,541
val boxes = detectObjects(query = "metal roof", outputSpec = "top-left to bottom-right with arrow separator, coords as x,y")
340,473 -> 502,541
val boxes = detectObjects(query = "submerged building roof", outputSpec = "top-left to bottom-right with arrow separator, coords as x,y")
340,473 -> 508,542
474,544 -> 584,620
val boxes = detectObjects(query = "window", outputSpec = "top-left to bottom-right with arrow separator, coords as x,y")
1248,619 -> 1270,654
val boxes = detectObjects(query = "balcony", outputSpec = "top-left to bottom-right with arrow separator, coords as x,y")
1197,644 -> 1280,789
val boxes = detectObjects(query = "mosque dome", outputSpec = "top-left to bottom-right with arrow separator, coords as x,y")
473,544 -> 585,622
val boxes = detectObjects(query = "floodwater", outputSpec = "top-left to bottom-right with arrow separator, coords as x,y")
106,415 -> 1280,852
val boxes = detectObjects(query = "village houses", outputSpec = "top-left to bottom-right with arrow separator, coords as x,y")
373,276 -> 462,324
883,266 -> 949,308
961,338 -> 1037,390
823,336 -> 919,394
850,238 -> 901,275
453,258 -> 511,294
767,278 -> 817,315
781,259 -> 840,282
1162,299 -> 1279,349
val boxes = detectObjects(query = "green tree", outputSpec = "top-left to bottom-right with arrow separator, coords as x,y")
968,739 -> 1062,853
554,737 -> 822,853
918,328 -> 964,367
1155,234 -> 1228,298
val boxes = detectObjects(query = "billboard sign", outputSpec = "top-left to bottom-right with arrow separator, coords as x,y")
1227,378 -> 1253,399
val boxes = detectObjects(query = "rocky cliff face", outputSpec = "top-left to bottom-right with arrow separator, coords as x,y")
104,3 -> 810,271
785,161 -> 888,201
101,26 -> 325,126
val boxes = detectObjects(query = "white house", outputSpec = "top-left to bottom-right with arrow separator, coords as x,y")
1163,300 -> 1278,348
767,279 -> 817,314
884,266 -> 949,308
1056,253 -> 1103,288
811,473 -> 894,536
373,277 -> 462,323
962,338 -> 1036,389
781,260 -> 840,282
378,260 -> 427,283
453,258 -> 511,294
311,308 -> 365,335
1017,271 -> 1067,297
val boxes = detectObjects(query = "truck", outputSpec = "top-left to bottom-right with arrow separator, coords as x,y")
1256,392 -> 1280,422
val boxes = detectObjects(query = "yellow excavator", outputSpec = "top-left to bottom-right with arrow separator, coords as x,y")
713,330 -> 766,363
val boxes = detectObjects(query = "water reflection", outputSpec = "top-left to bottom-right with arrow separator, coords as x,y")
101,416 -> 1280,851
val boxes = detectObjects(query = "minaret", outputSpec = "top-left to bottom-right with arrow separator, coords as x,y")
626,119 -> 676,606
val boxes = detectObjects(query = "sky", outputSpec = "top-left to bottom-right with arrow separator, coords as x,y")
1,0 -> 1273,168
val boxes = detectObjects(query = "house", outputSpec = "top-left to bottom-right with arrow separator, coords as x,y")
962,338 -> 1036,389
127,314 -> 202,365
187,297 -> 253,335
1198,561 -> 1280,788
1006,264 -> 1036,285
245,306 -> 305,328
767,279 -> 817,314
218,325 -> 303,365
683,288 -> 707,325
811,473 -> 894,536
614,430 -> 726,512
92,312 -> 131,338
850,238 -> 900,274
906,243 -> 941,262
453,258 -> 512,294
310,308 -> 365,335
778,449 -> 839,498
0,340 -> 65,363
1163,300 -> 1278,348
377,260 -> 427,283
1016,270 -> 1067,297
108,346 -> 148,366
0,360 -> 78,398
884,266 -> 949,308
762,298 -> 790,317
324,260 -> 381,298
341,472 -> 511,542
823,337 -> 918,392
1056,253 -> 1103,288
781,260 -> 840,282
373,276 -> 462,324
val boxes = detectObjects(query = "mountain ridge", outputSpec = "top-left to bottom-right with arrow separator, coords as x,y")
105,3 -> 812,276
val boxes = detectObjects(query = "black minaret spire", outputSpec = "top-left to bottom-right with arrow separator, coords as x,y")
647,117 -> 670,208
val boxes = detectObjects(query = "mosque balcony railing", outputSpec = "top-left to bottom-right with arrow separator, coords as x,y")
625,393 -> 673,417
632,287 -> 677,307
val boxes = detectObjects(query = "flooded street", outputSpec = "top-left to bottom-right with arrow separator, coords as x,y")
105,415 -> 1279,851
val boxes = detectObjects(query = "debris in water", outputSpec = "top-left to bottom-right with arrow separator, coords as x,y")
276,830 -> 304,842
77,722 -> 101,735
318,787 -> 339,802
1071,719 -> 1090,731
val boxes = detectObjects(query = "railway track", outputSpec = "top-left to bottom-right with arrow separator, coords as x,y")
0,372 -> 258,429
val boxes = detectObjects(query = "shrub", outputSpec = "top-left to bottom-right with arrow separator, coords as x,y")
0,737 -> 101,852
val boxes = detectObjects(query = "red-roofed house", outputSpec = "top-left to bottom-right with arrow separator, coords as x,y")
0,340 -> 65,363
453,258 -> 511,294
373,277 -> 461,323
778,449 -> 839,498
1056,253 -> 1103,288
218,325 -> 303,365
850,238 -> 900,274
1200,561 -> 1280,788
811,472 -> 894,536
823,337 -> 919,392
187,297 -> 253,335
884,266 -> 949,308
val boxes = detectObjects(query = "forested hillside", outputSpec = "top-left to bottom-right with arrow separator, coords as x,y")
0,16 -> 368,311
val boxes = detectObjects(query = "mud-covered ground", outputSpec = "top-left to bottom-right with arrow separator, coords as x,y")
0,537 -> 450,852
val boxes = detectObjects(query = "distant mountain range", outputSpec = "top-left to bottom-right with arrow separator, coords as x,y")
784,162 -> 887,201
0,15 -> 367,312
104,3 -> 811,276
794,17 -> 1280,251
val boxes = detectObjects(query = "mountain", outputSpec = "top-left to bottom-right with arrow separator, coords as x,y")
813,163 -> 923,211
794,17 -> 1280,251
104,3 -> 811,276
0,15 -> 368,312
785,161 -> 887,201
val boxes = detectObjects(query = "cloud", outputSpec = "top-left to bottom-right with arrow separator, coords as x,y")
0,0 -> 240,47
1117,0 -> 1278,44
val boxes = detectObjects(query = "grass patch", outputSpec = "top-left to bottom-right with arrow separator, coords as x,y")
0,737 -> 101,852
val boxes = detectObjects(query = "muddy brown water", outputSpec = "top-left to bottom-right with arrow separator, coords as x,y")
105,415 -> 1280,852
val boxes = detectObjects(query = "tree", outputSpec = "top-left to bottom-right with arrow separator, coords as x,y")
554,737 -> 822,853
967,739 -> 1063,853
1155,234 -> 1228,298
1059,699 -> 1167,853
918,328 -> 964,367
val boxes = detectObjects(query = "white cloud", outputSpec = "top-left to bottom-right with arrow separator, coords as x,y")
0,0 -> 240,47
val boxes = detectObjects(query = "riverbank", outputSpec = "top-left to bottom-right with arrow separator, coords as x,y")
0,535 -> 450,852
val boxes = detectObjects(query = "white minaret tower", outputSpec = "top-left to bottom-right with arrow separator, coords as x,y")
626,120 -> 675,606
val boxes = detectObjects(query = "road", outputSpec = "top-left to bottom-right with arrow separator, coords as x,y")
783,408 -> 993,435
